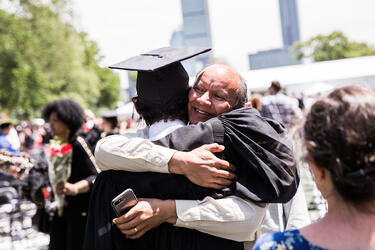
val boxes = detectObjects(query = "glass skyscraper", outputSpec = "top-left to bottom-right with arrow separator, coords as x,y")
249,0 -> 301,70
279,0 -> 300,47
170,0 -> 212,76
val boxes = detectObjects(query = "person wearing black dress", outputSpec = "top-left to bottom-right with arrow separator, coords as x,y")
42,99 -> 99,250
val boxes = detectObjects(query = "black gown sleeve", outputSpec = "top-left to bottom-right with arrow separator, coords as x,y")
155,107 -> 299,203
83,108 -> 299,250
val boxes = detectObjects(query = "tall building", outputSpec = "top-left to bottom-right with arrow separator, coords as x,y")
249,0 -> 301,70
249,48 -> 298,70
279,0 -> 300,47
181,0 -> 212,48
170,0 -> 212,76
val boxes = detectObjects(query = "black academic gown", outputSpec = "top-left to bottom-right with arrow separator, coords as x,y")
50,138 -> 98,250
83,107 -> 299,250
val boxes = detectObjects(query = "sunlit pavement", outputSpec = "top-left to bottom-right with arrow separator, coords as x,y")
0,202 -> 49,250
0,229 -> 49,250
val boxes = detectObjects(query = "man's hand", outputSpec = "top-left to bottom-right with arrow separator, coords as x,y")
113,198 -> 176,239
168,143 -> 236,189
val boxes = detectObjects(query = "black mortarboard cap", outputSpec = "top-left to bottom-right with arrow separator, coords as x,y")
109,46 -> 211,108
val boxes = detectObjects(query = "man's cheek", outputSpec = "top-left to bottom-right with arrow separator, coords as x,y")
214,103 -> 231,115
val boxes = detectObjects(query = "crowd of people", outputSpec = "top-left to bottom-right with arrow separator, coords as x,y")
0,46 -> 374,250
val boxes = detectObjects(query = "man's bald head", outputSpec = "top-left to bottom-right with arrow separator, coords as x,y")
196,65 -> 247,108
188,64 -> 248,124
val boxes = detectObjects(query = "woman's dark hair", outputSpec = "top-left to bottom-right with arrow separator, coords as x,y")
132,89 -> 189,126
303,85 -> 375,207
42,99 -> 85,140
0,123 -> 11,131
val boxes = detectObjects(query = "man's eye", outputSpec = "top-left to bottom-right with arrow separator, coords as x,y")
194,87 -> 204,93
214,94 -> 224,100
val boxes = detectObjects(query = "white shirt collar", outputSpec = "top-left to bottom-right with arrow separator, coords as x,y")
149,119 -> 186,141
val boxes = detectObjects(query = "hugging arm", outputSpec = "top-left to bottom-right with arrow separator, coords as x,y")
90,107 -> 298,244
155,107 -> 299,203
94,132 -> 264,241
95,133 -> 235,189
93,124 -> 268,241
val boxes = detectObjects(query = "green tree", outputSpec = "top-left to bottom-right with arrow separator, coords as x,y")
0,0 -> 120,119
292,31 -> 375,62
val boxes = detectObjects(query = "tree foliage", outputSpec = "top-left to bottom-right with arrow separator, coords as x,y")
292,31 -> 375,62
0,0 -> 120,119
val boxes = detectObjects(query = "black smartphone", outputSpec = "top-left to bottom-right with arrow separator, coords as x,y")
111,188 -> 138,217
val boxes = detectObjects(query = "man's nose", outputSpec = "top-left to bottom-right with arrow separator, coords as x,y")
197,91 -> 211,105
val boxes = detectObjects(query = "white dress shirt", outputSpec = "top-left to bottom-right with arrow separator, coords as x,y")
261,182 -> 310,234
94,119 -> 267,242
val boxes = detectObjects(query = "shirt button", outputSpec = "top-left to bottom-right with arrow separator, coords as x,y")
154,157 -> 162,164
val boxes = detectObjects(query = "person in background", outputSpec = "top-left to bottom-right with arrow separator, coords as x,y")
79,109 -> 102,151
260,81 -> 303,129
259,85 -> 310,233
100,110 -> 119,138
249,93 -> 262,111
31,118 -> 46,150
41,99 -> 99,250
254,85 -> 375,250
6,123 -> 21,152
0,120 -> 20,155
245,93 -> 310,235
260,183 -> 310,235
17,121 -> 33,152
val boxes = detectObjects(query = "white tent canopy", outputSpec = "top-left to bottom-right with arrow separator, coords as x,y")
303,82 -> 334,96
116,102 -> 139,119
242,55 -> 375,92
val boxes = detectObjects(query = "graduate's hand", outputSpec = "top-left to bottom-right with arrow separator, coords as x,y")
61,182 -> 79,196
168,143 -> 236,189
112,198 -> 176,239
56,182 -> 78,196
55,182 -> 66,195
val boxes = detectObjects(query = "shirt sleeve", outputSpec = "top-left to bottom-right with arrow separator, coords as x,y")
94,134 -> 176,173
283,183 -> 311,230
175,196 -> 268,242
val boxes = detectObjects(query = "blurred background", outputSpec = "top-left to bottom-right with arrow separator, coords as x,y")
0,0 -> 375,249
1,0 -> 375,121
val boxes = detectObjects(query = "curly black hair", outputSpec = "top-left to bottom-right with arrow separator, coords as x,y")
42,99 -> 85,140
304,85 -> 375,209
132,89 -> 189,126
